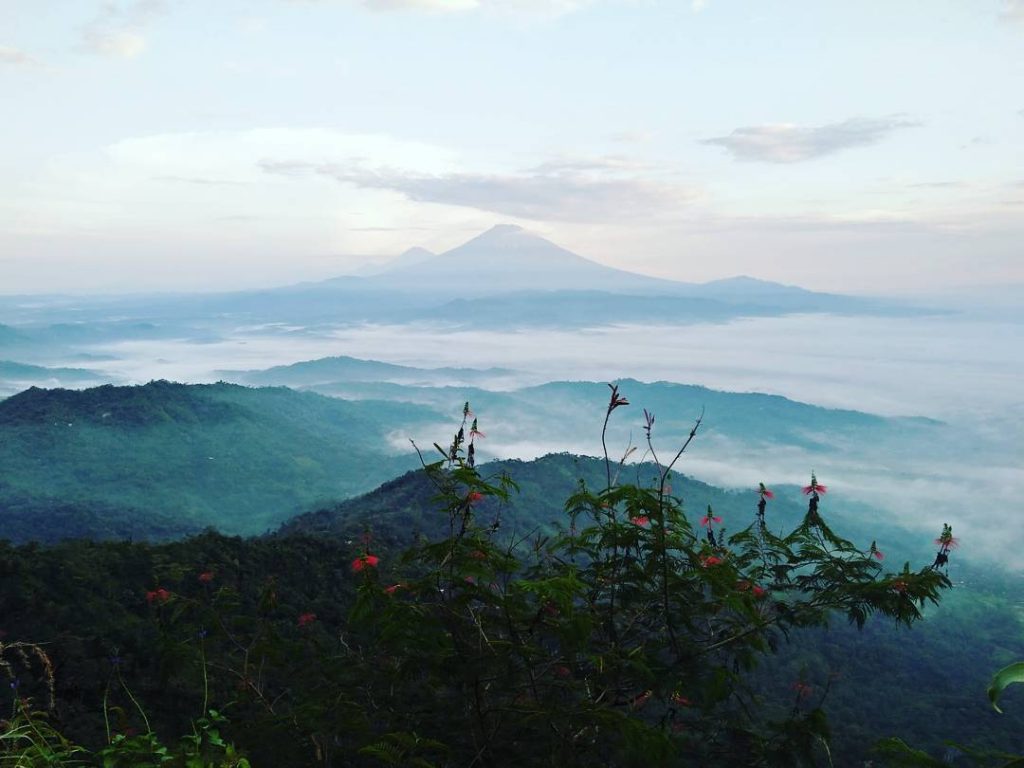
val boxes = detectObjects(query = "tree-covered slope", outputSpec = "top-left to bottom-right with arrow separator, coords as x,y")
0,381 -> 441,539
279,453 -> 1024,764
280,453 -> 931,560
0,455 -> 1020,766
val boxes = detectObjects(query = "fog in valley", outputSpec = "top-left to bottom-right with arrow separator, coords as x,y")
4,301 -> 1021,566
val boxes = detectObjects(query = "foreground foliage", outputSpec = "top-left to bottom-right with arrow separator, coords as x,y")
0,390 -> 1001,766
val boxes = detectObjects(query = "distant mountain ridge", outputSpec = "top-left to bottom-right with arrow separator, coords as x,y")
0,226 -> 933,330
357,224 -> 684,295
218,354 -> 516,388
278,225 -> 924,323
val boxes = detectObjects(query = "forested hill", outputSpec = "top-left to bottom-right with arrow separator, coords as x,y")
0,454 -> 1020,765
276,453 -> 1024,761
279,453 -> 940,565
0,381 -> 440,540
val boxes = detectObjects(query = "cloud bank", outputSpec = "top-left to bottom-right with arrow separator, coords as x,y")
79,0 -> 169,58
261,159 -> 693,221
0,45 -> 36,66
703,117 -> 919,163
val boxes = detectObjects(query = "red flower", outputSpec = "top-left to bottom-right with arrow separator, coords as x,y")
737,580 -> 768,598
700,514 -> 722,527
758,483 -> 774,499
630,690 -> 652,709
467,491 -> 485,504
384,583 -> 405,595
145,588 -> 172,604
802,473 -> 827,495
554,665 -> 572,679
935,524 -> 959,549
630,515 -> 650,527
872,550 -> 885,561
297,612 -> 317,627
700,555 -> 723,568
197,571 -> 214,583
792,682 -> 813,699
671,692 -> 692,707
469,418 -> 486,439
606,383 -> 629,411
351,554 -> 380,573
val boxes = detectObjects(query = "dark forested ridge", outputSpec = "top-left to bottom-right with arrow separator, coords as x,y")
0,381 -> 440,538
0,453 -> 1021,766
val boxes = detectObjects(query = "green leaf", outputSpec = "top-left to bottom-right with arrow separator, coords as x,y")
988,661 -> 1024,713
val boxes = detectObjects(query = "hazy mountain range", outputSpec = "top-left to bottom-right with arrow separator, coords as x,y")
0,225 -> 931,333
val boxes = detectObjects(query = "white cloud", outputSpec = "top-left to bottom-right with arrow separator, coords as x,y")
0,45 -> 37,66
262,159 -> 694,222
610,130 -> 656,144
331,0 -> 598,15
702,117 -> 920,163
81,29 -> 148,58
358,0 -> 479,10
79,0 -> 168,58
1003,0 -> 1024,23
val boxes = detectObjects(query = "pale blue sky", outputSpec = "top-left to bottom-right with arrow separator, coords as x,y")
1,0 -> 1022,294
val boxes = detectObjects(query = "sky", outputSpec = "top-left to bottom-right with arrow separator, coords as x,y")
1,0 -> 1022,295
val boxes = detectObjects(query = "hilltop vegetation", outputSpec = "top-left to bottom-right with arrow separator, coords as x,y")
0,381 -> 439,539
1,449 -> 1020,766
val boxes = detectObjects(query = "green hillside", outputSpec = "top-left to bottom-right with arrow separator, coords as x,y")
0,381 -> 441,539
280,453 -> 1024,763
1,454 -> 1021,766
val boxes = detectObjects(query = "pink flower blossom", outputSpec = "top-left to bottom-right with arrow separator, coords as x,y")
297,612 -> 317,627
351,554 -> 380,573
630,515 -> 650,527
802,473 -> 827,495
630,690 -> 652,709
700,514 -> 723,527
792,682 -> 813,699
145,588 -> 171,604
935,527 -> 959,549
